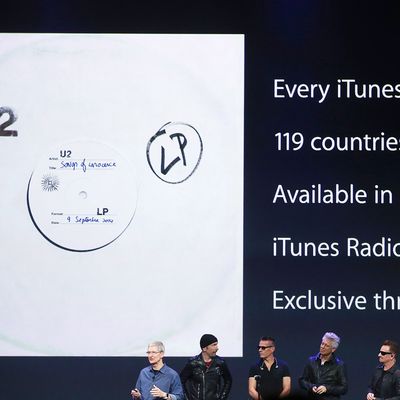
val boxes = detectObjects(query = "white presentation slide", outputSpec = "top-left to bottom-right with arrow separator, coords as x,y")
0,34 -> 244,356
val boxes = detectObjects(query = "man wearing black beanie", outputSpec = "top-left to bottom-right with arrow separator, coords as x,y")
180,334 -> 232,400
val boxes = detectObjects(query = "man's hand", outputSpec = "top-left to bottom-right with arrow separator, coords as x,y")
312,385 -> 327,394
150,385 -> 167,398
131,388 -> 141,399
367,393 -> 375,400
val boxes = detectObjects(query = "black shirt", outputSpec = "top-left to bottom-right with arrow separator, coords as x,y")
249,359 -> 290,399
375,369 -> 387,397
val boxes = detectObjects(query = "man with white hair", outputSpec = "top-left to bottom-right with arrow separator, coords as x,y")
299,332 -> 348,400
131,341 -> 184,400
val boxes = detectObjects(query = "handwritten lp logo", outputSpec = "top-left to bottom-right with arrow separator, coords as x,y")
146,122 -> 203,184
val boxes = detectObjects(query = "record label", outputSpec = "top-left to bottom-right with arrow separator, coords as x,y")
27,140 -> 137,251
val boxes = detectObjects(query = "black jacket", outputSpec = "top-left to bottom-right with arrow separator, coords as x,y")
368,363 -> 400,400
299,353 -> 348,400
180,354 -> 232,400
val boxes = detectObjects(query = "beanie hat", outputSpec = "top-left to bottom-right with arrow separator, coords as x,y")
200,334 -> 218,349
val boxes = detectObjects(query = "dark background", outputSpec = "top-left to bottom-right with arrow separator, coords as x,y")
2,1 -> 400,399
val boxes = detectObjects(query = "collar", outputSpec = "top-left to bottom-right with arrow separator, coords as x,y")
197,353 -> 216,364
317,353 -> 336,364
149,363 -> 167,374
260,357 -> 278,369
378,363 -> 398,374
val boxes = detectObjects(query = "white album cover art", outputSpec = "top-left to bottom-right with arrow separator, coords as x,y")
0,34 -> 243,356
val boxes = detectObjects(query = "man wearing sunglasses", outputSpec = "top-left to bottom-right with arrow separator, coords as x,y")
299,332 -> 347,399
248,336 -> 291,399
366,340 -> 400,400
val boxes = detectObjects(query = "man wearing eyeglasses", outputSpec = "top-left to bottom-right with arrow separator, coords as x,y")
299,332 -> 347,400
180,334 -> 232,400
366,340 -> 400,400
131,341 -> 184,400
248,336 -> 291,399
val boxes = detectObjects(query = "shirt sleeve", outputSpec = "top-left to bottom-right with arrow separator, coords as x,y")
282,363 -> 290,377
299,361 -> 315,392
220,360 -> 232,400
135,370 -> 143,393
179,360 -> 192,399
169,371 -> 185,400
248,365 -> 258,379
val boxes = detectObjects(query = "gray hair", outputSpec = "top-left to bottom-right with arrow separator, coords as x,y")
148,341 -> 165,353
323,332 -> 340,349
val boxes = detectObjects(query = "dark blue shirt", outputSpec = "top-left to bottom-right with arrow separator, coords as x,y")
135,364 -> 184,400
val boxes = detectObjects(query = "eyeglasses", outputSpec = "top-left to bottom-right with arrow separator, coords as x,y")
258,345 -> 274,350
379,351 -> 392,356
146,351 -> 161,355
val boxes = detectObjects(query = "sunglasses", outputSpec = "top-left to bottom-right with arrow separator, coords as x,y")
258,345 -> 274,350
379,351 -> 392,356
